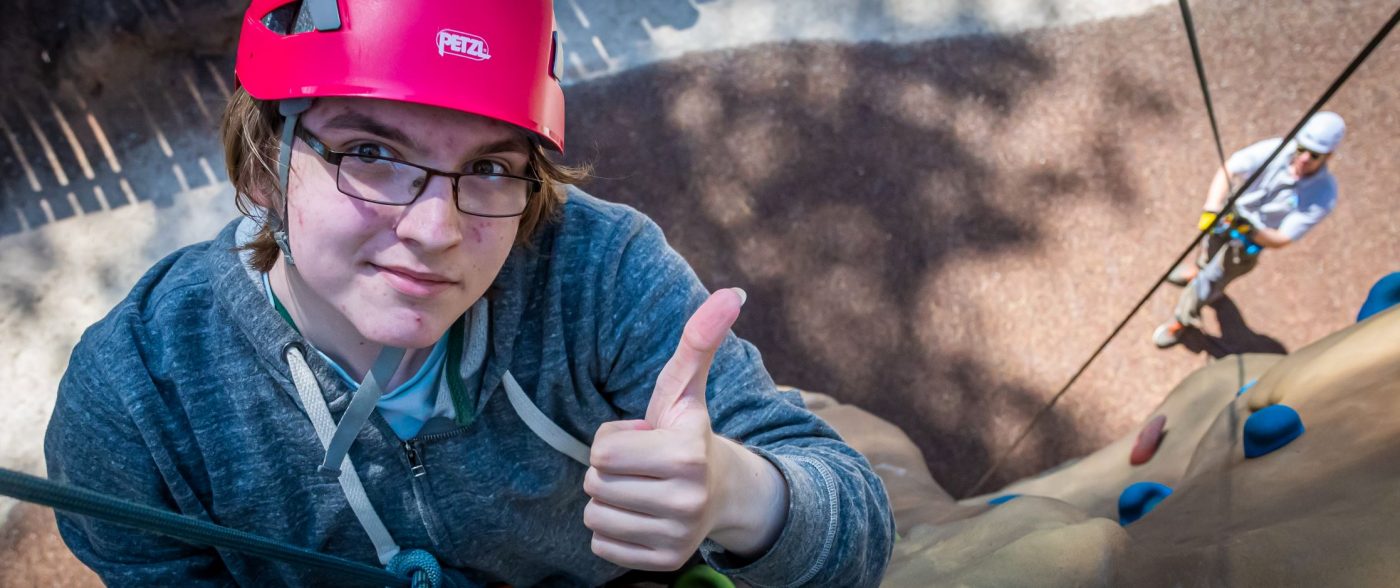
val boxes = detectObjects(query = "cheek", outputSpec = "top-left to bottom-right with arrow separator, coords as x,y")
469,219 -> 519,248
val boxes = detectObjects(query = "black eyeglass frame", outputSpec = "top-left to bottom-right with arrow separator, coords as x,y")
294,126 -> 543,218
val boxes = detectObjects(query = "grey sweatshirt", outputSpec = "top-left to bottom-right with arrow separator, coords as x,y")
44,189 -> 894,587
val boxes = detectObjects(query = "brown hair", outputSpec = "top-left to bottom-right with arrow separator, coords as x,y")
220,87 -> 589,272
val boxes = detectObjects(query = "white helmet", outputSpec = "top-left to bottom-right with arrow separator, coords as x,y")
1296,111 -> 1346,154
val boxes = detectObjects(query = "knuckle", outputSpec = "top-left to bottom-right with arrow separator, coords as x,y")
671,488 -> 709,519
582,500 -> 603,531
589,534 -> 610,559
675,440 -> 708,470
661,520 -> 694,544
582,467 -> 603,497
589,443 -> 617,470
595,420 -> 624,437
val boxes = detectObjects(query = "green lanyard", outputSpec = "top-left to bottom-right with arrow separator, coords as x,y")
270,287 -> 301,335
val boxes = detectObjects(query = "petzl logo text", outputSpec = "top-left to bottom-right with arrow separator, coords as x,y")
437,29 -> 491,61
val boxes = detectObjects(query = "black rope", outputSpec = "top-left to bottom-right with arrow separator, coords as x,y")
0,467 -> 407,587
1177,0 -> 1234,189
966,2 -> 1400,497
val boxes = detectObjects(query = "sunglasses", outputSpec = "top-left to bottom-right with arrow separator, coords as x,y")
1296,145 -> 1326,159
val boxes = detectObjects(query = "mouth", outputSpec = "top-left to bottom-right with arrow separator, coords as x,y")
372,263 -> 456,298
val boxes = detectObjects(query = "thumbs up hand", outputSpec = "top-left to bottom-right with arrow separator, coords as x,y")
584,288 -> 788,571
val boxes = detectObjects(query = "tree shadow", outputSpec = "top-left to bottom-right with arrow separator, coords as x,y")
562,30 -> 1165,494
0,0 -> 238,237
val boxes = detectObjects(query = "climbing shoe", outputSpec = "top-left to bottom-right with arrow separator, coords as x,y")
1166,265 -> 1198,287
1152,321 -> 1185,349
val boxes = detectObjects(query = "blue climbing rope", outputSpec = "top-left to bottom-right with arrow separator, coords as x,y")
0,467 -> 412,587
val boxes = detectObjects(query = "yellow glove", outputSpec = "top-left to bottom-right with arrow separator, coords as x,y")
1197,210 -> 1219,231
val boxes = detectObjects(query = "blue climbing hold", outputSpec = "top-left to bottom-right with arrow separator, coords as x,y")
1357,272 -> 1400,322
987,494 -> 1021,505
1243,404 -> 1305,458
1237,379 -> 1258,397
1118,481 -> 1172,526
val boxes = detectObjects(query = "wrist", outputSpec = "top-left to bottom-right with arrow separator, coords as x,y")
708,437 -> 789,558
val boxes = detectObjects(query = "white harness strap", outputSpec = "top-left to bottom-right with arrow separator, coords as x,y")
285,345 -> 402,565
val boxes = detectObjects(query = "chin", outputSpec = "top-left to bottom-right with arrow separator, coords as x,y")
355,313 -> 453,350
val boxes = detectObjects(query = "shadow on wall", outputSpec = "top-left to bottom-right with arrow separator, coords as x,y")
554,0 -> 717,76
0,0 -> 239,237
563,31 -> 1182,495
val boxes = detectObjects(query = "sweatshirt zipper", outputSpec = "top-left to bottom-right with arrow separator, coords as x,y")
403,441 -> 427,478
398,427 -> 469,479
398,426 -> 470,553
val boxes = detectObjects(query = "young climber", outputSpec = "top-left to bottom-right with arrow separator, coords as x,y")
1153,112 -> 1345,348
43,1 -> 894,586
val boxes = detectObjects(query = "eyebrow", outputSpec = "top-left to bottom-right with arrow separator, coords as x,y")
472,136 -> 534,159
322,111 -> 423,152
320,111 -> 532,161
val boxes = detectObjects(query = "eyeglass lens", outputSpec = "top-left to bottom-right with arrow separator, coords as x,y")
337,156 -> 531,216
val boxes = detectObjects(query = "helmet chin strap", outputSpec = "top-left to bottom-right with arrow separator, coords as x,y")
273,98 -> 407,472
273,98 -> 313,266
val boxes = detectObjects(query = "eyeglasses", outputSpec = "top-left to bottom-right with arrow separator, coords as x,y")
294,127 -> 542,218
1295,145 -> 1326,159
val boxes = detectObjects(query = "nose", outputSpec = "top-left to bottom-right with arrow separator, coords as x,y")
395,174 -> 462,251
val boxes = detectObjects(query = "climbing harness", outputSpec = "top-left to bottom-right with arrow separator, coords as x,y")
968,1 -> 1400,496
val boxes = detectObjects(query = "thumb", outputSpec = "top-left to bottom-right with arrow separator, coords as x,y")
646,288 -> 747,430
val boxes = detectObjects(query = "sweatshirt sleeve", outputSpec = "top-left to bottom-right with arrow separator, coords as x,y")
44,326 -> 235,586
595,214 -> 895,587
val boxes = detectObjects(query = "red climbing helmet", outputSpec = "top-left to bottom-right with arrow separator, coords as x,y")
234,0 -> 567,151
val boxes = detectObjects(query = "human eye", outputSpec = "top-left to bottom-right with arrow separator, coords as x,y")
346,142 -> 394,163
468,159 -> 509,176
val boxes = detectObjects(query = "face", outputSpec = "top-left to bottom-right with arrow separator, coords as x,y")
1291,146 -> 1329,178
281,98 -> 529,349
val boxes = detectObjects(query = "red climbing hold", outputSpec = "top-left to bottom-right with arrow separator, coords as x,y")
1130,415 -> 1167,465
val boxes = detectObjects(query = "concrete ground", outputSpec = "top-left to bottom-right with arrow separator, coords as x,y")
1,0 -> 1396,583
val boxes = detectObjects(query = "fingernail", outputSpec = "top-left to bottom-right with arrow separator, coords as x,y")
732,287 -> 748,305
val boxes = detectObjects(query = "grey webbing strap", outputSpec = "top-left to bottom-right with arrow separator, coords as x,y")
320,346 -> 407,476
274,98 -> 312,265
501,371 -> 591,467
276,99 -> 312,205
285,346 -> 401,565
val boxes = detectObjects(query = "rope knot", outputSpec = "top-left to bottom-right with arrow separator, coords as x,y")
388,549 -> 444,588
